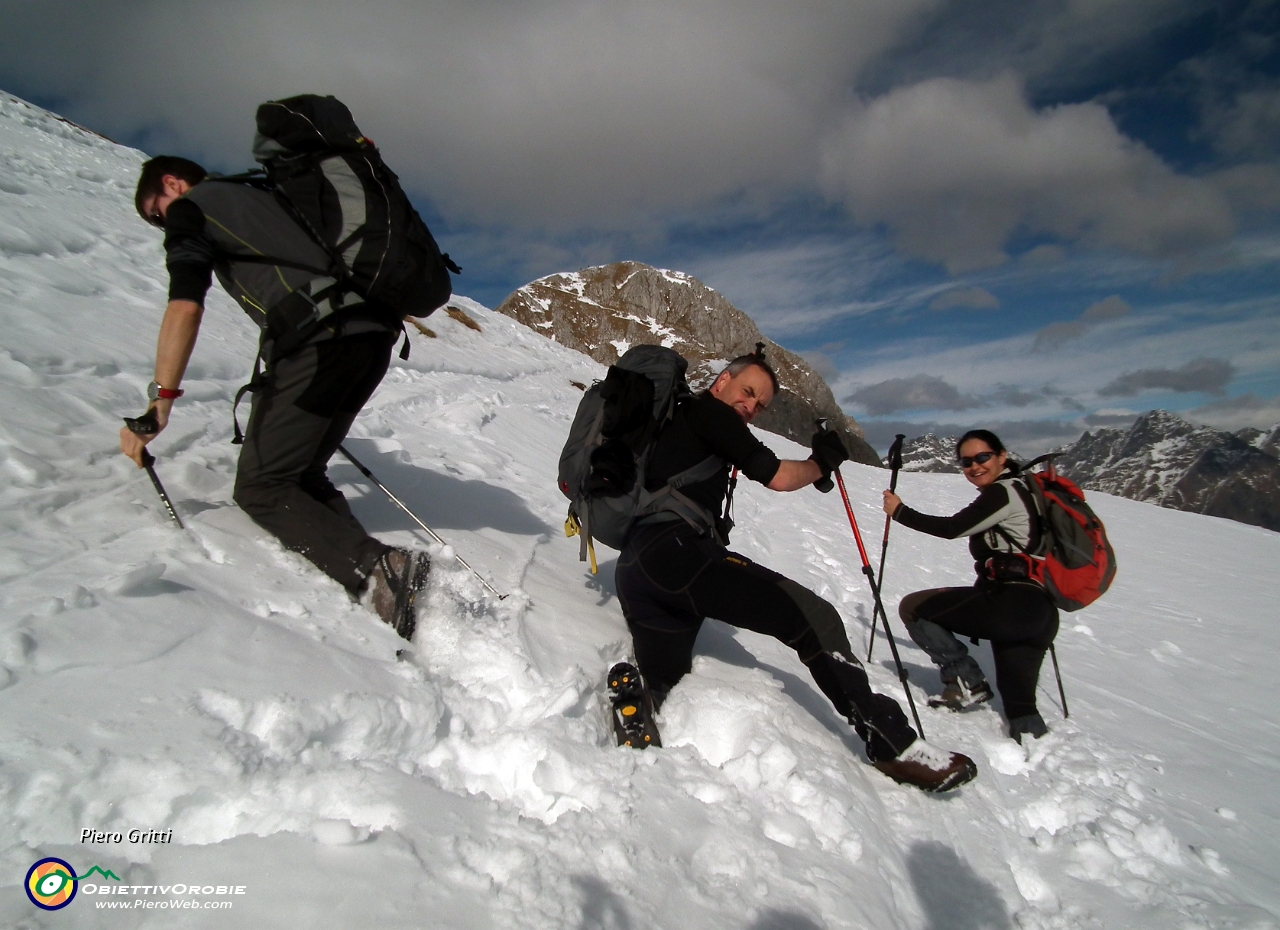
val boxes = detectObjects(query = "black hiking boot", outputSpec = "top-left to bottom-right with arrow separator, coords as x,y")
873,738 -> 978,793
366,548 -> 431,641
1008,712 -> 1049,744
928,678 -> 994,712
607,663 -> 661,749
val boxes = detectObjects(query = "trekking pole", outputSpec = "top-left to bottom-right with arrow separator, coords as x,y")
337,444 -> 506,599
867,433 -> 906,661
830,465 -> 925,738
1049,643 -> 1069,719
123,414 -> 185,529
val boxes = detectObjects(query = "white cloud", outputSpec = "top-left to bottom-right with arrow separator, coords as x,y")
1033,294 -> 1131,351
827,294 -> 1279,421
686,236 -> 900,336
1187,392 -> 1280,432
1020,244 -> 1068,265
929,286 -> 999,310
1207,84 -> 1280,160
0,0 -> 938,228
1099,356 -> 1236,397
846,375 -> 980,416
819,74 -> 1236,272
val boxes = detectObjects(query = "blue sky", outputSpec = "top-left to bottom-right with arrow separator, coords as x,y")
2,0 -> 1277,453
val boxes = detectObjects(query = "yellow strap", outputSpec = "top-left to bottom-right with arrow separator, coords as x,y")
587,536 -> 598,575
565,512 -> 580,538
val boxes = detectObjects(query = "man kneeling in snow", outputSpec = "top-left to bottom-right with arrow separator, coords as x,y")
119,156 -> 428,639
615,349 -> 977,792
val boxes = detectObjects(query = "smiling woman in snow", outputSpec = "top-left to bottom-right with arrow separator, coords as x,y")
881,429 -> 1060,743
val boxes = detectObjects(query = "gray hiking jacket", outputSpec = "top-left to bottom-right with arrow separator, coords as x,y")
165,180 -> 392,352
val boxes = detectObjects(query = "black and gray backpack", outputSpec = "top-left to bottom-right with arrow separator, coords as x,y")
206,94 -> 459,358
558,345 -> 725,572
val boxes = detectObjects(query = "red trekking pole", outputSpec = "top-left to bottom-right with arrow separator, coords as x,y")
820,427 -> 925,737
867,433 -> 905,660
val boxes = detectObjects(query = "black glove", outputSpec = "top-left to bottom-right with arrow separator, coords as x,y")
810,429 -> 848,476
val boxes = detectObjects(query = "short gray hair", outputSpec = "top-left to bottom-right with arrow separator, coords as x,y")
719,342 -> 779,393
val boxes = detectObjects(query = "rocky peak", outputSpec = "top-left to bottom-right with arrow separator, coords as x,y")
1237,424 -> 1280,457
495,261 -> 881,465
1054,410 -> 1280,532
896,434 -> 960,473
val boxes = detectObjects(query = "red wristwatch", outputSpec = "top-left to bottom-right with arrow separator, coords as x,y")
147,381 -> 184,401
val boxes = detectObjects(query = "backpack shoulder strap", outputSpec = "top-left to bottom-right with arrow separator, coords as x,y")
990,475 -> 1046,556
191,174 -> 344,281
637,454 -> 727,540
206,171 -> 367,293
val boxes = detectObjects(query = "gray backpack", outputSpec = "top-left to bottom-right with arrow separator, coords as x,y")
558,345 -> 724,571
199,94 -> 459,361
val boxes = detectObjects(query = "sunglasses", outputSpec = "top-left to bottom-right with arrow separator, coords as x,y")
142,195 -> 167,229
958,451 -> 999,468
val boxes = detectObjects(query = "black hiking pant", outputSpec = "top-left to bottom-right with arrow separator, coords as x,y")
615,522 -> 918,760
233,331 -> 396,593
898,581 -> 1059,720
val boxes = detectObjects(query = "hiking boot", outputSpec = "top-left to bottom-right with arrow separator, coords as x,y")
1008,712 -> 1048,744
928,678 -> 994,712
873,739 -> 978,793
365,548 -> 430,641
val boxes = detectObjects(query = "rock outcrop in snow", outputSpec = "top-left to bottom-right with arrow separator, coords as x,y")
495,262 -> 881,466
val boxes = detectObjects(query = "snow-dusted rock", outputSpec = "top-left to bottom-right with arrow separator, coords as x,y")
496,261 -> 881,465
1055,409 -> 1280,532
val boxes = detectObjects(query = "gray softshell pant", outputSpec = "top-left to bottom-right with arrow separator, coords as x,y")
233,331 -> 396,592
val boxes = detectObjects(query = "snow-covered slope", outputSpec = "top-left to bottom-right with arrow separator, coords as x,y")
2,90 -> 1278,929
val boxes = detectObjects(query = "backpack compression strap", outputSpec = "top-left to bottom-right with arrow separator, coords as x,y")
637,455 -> 728,541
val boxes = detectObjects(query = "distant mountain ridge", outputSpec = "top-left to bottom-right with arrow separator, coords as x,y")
893,412 -> 1280,532
1053,410 -> 1280,532
896,433 -> 960,474
495,261 -> 881,465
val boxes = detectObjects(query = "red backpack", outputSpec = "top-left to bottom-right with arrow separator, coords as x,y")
1006,456 -> 1118,611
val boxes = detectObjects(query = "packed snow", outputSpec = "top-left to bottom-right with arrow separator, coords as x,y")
1,90 -> 1278,929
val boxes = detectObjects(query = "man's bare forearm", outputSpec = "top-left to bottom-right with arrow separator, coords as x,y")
768,458 -> 823,491
154,299 -> 203,388
119,299 -> 203,467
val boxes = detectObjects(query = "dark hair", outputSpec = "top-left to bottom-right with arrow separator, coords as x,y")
955,429 -> 1005,457
721,341 -> 780,393
135,156 -> 207,222
956,429 -> 1021,474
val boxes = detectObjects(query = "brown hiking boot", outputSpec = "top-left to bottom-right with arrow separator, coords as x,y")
364,549 -> 430,641
928,678 -> 994,711
873,739 -> 978,793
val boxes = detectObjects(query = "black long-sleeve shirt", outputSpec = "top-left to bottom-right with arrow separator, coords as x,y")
163,198 -> 216,305
646,391 -> 781,517
893,477 -> 1039,576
